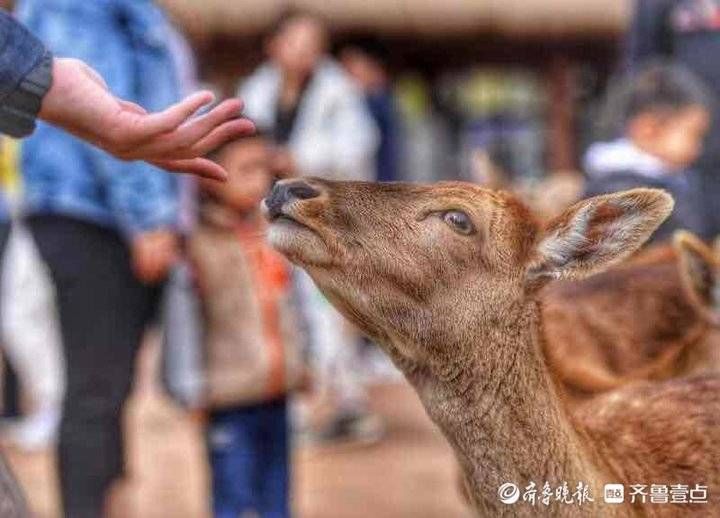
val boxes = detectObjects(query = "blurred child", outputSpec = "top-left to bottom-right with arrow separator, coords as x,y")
189,134 -> 302,518
584,62 -> 712,243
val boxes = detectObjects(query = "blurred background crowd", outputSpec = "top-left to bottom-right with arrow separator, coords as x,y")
0,0 -> 719,517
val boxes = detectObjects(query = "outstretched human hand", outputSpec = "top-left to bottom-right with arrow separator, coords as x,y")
38,58 -> 255,180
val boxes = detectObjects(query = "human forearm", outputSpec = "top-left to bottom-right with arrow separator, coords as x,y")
1,10 -> 252,178
38,58 -> 253,180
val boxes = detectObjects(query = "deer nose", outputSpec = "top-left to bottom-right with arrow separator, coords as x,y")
265,180 -> 321,219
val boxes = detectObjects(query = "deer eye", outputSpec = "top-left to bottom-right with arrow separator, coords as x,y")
442,210 -> 475,235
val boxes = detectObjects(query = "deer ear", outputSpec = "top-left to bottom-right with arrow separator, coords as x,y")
526,189 -> 673,285
674,230 -> 720,326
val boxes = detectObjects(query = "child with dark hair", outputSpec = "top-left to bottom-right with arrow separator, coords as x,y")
190,134 -> 303,518
627,0 -> 720,240
584,62 -> 713,243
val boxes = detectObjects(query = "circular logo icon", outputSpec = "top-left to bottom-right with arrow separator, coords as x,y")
498,483 -> 520,504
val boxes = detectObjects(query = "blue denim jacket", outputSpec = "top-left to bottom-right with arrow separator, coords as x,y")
17,0 -> 180,236
0,10 -> 49,223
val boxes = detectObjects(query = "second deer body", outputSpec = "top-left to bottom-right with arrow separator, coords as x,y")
542,234 -> 720,400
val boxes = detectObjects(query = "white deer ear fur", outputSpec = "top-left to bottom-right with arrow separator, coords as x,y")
526,189 -> 674,285
674,230 -> 720,326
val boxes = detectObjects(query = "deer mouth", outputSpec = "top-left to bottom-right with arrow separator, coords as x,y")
264,206 -> 331,265
267,213 -> 304,235
262,180 -> 336,266
270,212 -> 308,229
264,202 -> 317,234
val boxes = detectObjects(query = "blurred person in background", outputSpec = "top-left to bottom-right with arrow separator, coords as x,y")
627,0 -> 720,240
0,136 -> 64,452
17,1 -> 187,515
239,9 -> 378,181
339,36 -> 400,183
1,222 -> 64,451
190,133 -> 303,518
584,62 -> 711,243
0,138 -> 20,425
239,10 -> 382,444
0,138 -> 27,518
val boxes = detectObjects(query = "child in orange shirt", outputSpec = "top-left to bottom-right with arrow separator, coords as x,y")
190,134 -> 301,518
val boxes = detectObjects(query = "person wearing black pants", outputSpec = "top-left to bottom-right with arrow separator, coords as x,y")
18,1 -> 185,515
27,216 -> 163,516
0,2 -> 244,516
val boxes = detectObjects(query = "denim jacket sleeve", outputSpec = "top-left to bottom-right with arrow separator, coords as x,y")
94,0 -> 181,237
19,0 -> 180,236
0,10 -> 53,138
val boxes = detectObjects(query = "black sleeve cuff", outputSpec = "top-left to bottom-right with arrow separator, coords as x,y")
0,50 -> 53,138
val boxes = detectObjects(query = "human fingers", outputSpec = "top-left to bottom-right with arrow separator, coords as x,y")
150,157 -> 229,181
124,98 -> 244,159
153,117 -> 255,159
126,91 -> 216,142
136,99 -> 245,154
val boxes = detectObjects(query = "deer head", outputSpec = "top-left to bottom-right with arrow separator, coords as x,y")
264,179 -> 673,377
265,179 -> 675,513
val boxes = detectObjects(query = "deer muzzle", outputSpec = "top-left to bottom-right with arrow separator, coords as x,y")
263,179 -> 322,221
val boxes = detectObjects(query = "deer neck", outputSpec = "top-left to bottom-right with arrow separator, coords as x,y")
401,299 -> 610,514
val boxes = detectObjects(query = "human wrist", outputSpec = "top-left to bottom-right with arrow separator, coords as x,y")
37,58 -> 86,129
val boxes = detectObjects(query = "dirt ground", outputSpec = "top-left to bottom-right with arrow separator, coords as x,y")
2,344 -> 473,518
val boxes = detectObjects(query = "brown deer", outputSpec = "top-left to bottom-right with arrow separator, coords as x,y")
264,178 -> 720,516
541,231 -> 720,399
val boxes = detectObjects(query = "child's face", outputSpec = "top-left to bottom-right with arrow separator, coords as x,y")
206,138 -> 273,212
632,106 -> 710,170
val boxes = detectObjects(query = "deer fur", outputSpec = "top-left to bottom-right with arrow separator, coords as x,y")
265,179 -> 720,516
541,233 -> 720,399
